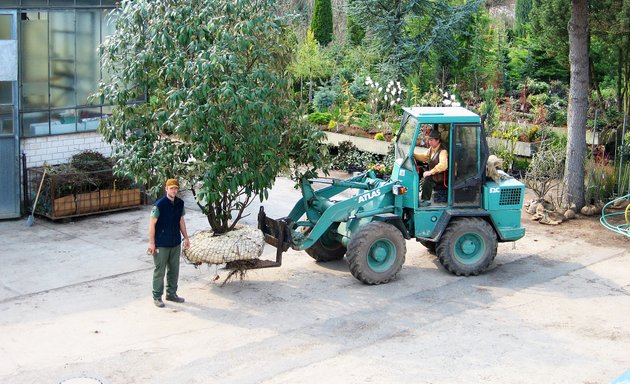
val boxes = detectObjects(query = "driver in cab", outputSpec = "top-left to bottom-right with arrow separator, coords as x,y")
413,129 -> 448,206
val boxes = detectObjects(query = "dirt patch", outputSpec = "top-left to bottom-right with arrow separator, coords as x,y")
522,187 -> 629,248
525,213 -> 629,248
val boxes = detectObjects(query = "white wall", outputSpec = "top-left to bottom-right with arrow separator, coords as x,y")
21,131 -> 112,168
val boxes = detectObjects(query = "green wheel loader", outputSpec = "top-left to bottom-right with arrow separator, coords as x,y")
254,106 -> 526,284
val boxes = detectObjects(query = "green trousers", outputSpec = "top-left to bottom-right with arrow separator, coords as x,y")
152,244 -> 181,299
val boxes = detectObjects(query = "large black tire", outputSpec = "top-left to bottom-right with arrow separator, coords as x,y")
418,239 -> 436,254
303,228 -> 346,262
346,221 -> 406,285
436,217 -> 497,276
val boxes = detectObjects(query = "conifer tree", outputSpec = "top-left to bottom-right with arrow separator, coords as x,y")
514,0 -> 533,36
310,0 -> 333,46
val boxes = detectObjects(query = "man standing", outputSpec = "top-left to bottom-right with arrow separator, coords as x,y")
148,178 -> 190,308
413,130 -> 448,206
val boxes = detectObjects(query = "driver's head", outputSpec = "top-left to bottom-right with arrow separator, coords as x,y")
427,130 -> 441,148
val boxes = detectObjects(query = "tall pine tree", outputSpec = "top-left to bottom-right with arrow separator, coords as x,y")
310,0 -> 333,46
514,0 -> 533,36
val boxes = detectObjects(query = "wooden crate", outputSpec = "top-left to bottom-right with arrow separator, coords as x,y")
76,191 -> 100,214
53,195 -> 76,217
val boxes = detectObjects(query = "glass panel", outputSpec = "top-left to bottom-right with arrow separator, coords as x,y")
78,107 -> 101,131
101,0 -> 118,6
76,10 -> 99,105
50,11 -> 75,108
395,115 -> 416,161
0,14 -> 12,40
454,126 -> 479,180
0,113 -> 14,135
50,108 -> 77,134
452,125 -> 482,207
0,1 -> 19,7
76,0 -> 101,5
0,81 -> 11,104
22,111 -> 50,137
21,11 -> 49,109
51,0 -> 77,6
22,0 -> 48,6
101,104 -> 112,116
100,9 -> 116,88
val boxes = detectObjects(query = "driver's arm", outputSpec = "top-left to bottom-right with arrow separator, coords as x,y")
413,147 -> 429,163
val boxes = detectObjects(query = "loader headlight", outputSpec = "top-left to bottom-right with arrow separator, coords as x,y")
393,185 -> 407,195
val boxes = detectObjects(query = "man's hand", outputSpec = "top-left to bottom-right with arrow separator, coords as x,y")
147,242 -> 156,256
423,170 -> 432,178
183,238 -> 190,250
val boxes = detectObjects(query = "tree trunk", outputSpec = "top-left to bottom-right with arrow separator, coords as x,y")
563,0 -> 589,210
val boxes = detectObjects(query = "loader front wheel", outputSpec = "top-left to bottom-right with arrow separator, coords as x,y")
436,217 -> 497,276
346,222 -> 406,285
303,228 -> 346,262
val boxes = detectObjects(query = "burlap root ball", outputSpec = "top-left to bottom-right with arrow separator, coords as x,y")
184,225 -> 265,264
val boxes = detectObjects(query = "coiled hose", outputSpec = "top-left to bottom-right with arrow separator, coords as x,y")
600,194 -> 630,238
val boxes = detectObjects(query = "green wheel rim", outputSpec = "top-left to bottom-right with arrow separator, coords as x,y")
367,239 -> 396,272
454,233 -> 485,264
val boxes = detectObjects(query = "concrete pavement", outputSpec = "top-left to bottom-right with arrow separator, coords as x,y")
0,174 -> 629,384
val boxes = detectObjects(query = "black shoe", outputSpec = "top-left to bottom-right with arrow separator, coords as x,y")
154,298 -> 165,308
165,294 -> 185,303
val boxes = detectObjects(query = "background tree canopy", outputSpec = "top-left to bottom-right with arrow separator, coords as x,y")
97,0 -> 630,221
98,0 -> 328,234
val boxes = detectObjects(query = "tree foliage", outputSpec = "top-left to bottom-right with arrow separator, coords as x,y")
310,0 -> 334,46
514,0 -> 533,36
347,0 -> 483,80
288,29 -> 333,103
97,0 -> 328,234
530,0 -> 570,69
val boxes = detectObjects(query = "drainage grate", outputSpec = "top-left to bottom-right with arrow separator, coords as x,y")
59,376 -> 105,384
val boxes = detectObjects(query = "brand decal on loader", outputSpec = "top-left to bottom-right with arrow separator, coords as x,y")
358,189 -> 382,203
489,187 -> 500,193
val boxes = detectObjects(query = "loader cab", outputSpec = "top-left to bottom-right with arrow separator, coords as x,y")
393,107 -> 488,209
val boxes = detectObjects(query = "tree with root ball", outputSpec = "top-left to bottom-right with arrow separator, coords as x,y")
97,0 -> 329,235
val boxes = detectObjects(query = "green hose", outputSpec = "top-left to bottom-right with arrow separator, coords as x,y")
600,194 -> 630,237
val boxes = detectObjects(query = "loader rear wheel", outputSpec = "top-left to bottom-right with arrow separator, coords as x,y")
303,228 -> 346,262
346,222 -> 406,285
436,217 -> 497,276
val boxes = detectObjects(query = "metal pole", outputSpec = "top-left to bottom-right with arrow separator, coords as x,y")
591,110 -> 598,154
22,152 -> 28,212
620,114 -> 628,195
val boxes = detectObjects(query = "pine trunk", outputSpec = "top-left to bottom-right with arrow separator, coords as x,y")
563,0 -> 589,210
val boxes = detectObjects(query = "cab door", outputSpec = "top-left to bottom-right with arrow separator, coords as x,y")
449,123 -> 488,207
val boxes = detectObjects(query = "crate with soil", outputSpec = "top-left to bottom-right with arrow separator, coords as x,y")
27,151 -> 142,220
